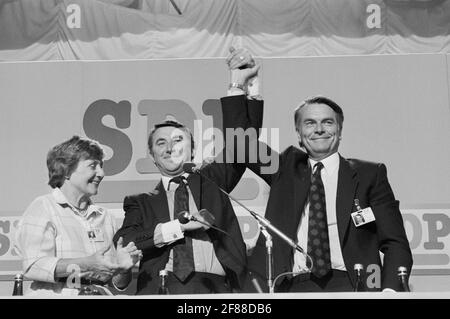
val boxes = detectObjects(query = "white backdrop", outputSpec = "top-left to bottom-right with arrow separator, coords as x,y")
1,0 -> 450,61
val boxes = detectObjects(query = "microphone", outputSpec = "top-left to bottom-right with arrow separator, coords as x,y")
177,210 -> 206,224
182,162 -> 199,174
177,211 -> 192,224
177,209 -> 230,237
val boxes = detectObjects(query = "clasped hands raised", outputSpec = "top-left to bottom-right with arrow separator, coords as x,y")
226,46 -> 260,85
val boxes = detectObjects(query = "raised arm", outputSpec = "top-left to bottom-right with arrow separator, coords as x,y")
221,47 -> 281,185
201,47 -> 262,191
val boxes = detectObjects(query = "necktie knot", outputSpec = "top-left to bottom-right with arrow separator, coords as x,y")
169,175 -> 186,185
169,176 -> 187,191
313,162 -> 324,175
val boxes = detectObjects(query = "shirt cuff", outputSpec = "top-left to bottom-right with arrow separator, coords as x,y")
247,76 -> 260,98
24,256 -> 59,283
160,220 -> 184,244
227,89 -> 246,97
226,76 -> 261,99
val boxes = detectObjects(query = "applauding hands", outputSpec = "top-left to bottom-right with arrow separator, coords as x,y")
79,237 -> 142,284
115,237 -> 143,273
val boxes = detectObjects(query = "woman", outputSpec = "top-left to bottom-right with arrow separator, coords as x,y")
15,136 -> 142,296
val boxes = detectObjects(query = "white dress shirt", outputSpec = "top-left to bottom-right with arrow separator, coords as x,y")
154,174 -> 225,276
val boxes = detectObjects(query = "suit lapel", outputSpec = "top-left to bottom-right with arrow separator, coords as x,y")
149,180 -> 171,223
293,158 -> 311,227
336,155 -> 358,245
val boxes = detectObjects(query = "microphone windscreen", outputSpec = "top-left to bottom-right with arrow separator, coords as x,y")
199,209 -> 216,225
182,162 -> 197,173
177,211 -> 190,224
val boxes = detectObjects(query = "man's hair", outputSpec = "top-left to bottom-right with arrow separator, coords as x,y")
147,120 -> 195,158
47,135 -> 104,188
294,95 -> 344,130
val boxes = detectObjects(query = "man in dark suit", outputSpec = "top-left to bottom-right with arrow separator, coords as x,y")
113,53 -> 261,294
221,88 -> 413,292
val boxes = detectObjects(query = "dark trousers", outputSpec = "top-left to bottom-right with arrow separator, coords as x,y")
165,271 -> 231,294
279,270 -> 354,292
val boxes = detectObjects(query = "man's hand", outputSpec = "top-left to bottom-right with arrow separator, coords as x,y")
227,46 -> 255,69
226,46 -> 260,86
180,210 -> 211,232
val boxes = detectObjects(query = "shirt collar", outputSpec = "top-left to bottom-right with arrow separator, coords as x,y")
161,173 -> 189,191
308,152 -> 340,175
51,188 -> 104,217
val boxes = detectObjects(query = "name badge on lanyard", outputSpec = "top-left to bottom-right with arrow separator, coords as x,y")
87,228 -> 105,242
351,199 -> 376,227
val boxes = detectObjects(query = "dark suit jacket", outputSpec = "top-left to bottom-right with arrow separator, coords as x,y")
113,96 -> 263,294
221,95 -> 413,292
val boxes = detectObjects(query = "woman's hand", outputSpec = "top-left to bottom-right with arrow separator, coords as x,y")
114,237 -> 143,273
81,245 -> 118,282
81,270 -> 115,283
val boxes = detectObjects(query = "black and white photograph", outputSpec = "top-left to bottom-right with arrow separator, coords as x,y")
0,0 -> 449,308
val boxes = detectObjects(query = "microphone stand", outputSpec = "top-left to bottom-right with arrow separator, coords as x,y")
188,167 -> 305,293
260,227 -> 274,294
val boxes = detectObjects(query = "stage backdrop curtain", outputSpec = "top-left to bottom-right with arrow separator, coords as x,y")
1,0 -> 449,61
